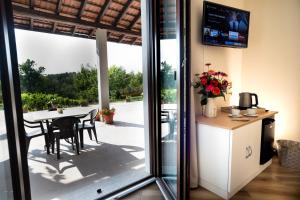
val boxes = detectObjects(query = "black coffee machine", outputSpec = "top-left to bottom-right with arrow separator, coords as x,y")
239,92 -> 259,110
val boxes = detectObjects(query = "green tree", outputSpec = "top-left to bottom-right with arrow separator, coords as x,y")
19,59 -> 46,92
74,64 -> 98,102
18,59 -> 145,109
125,72 -> 143,97
161,61 -> 176,89
108,65 -> 130,100
161,61 -> 176,104
44,72 -> 77,99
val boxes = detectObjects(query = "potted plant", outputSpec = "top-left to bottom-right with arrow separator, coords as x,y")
192,63 -> 231,117
100,108 -> 115,124
57,105 -> 63,114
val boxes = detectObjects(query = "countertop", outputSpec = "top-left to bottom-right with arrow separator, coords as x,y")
196,110 -> 278,130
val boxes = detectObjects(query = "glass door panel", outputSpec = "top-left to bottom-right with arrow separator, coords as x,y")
159,0 -> 178,196
0,76 -> 13,199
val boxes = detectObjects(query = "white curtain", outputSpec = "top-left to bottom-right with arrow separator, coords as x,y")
190,88 -> 199,188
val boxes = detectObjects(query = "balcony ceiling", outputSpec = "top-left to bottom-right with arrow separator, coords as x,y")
12,0 -> 142,45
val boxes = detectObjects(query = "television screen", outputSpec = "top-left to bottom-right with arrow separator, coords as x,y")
202,1 -> 250,48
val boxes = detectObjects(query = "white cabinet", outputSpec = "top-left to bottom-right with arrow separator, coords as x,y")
197,120 -> 271,199
229,120 -> 262,195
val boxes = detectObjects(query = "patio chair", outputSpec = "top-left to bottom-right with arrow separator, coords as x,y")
48,116 -> 80,159
24,119 -> 49,154
78,109 -> 99,148
161,110 -> 176,139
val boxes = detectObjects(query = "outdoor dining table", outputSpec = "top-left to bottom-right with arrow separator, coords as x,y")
23,106 -> 97,154
23,106 -> 97,122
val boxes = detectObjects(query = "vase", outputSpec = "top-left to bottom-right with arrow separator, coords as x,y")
204,98 -> 217,117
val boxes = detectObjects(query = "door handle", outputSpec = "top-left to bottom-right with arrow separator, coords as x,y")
180,58 -> 186,68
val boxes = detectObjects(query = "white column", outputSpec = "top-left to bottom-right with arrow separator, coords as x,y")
96,28 -> 110,109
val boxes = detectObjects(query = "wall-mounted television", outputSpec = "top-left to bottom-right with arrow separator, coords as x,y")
202,1 -> 250,48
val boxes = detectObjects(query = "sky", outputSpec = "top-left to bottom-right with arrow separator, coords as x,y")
15,29 -> 143,74
15,29 -> 178,75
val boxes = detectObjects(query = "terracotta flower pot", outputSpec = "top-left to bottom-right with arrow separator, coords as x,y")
103,114 -> 114,124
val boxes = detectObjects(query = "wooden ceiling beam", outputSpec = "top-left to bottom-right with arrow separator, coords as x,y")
95,0 -> 111,23
118,34 -> 125,42
89,28 -> 96,38
131,37 -> 138,45
30,0 -> 35,9
72,25 -> 77,35
113,0 -> 133,27
56,0 -> 63,15
52,22 -> 57,33
15,25 -> 93,40
30,18 -> 34,30
107,32 -> 111,39
78,0 -> 88,18
13,5 -> 141,37
16,24 -> 141,45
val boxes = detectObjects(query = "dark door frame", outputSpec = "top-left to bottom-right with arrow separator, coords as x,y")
0,0 -> 31,199
153,0 -> 191,199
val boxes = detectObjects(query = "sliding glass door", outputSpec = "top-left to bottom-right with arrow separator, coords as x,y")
156,0 -> 190,199
159,0 -> 178,195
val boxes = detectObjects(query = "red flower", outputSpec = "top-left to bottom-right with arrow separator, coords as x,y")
206,85 -> 213,92
212,87 -> 221,95
211,79 -> 219,87
200,77 -> 207,86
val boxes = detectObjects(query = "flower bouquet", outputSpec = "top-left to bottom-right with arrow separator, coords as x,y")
192,63 -> 231,117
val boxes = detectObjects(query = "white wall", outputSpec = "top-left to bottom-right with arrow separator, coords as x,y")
191,0 -> 300,142
242,0 -> 300,142
191,0 -> 246,114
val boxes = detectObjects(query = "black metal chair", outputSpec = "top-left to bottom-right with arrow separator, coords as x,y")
48,116 -> 80,159
78,109 -> 98,148
24,119 -> 49,154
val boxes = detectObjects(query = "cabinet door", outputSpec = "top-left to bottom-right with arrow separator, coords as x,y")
229,120 -> 262,192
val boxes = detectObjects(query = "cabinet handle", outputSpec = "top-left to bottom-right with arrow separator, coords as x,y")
245,146 -> 249,159
249,146 -> 252,157
245,146 -> 253,159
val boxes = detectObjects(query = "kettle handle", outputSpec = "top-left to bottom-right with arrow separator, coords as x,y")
251,93 -> 258,107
